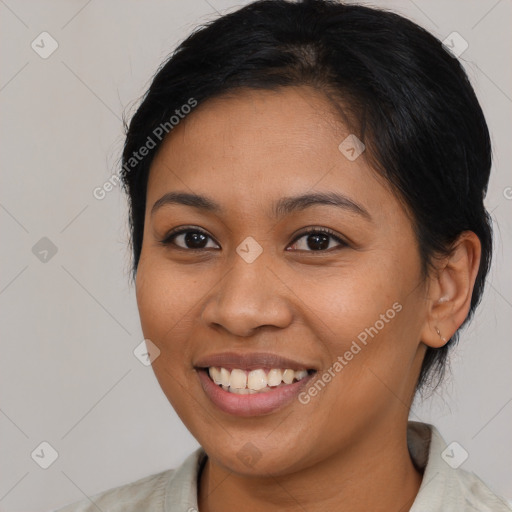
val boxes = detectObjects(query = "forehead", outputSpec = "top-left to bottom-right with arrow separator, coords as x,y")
146,87 -> 393,218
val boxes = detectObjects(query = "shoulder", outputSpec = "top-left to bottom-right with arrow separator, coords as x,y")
51,447 -> 207,512
408,421 -> 512,512
454,468 -> 512,512
52,468 -> 174,512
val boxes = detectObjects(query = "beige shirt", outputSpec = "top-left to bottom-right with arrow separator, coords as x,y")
53,421 -> 511,511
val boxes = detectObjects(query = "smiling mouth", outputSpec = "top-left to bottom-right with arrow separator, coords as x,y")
201,366 -> 317,395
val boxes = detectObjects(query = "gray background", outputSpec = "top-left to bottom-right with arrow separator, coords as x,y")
0,0 -> 511,510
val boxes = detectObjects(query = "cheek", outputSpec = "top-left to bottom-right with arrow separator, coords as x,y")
135,256 -> 194,367
295,259 -> 424,401
292,260 -> 405,343
135,256 -> 202,416
136,255 -> 202,336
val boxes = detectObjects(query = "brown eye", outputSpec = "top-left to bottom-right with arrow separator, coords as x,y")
161,228 -> 219,250
288,228 -> 347,252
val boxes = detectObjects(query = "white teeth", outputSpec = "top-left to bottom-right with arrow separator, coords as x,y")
267,369 -> 283,387
229,369 -> 247,389
247,369 -> 267,390
220,367 -> 230,386
208,366 -> 311,393
282,369 -> 295,384
294,369 -> 308,380
209,367 -> 223,385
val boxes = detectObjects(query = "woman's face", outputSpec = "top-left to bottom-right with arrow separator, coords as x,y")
136,87 -> 430,476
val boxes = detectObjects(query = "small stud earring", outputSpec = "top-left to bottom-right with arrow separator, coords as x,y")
435,327 -> 447,343
438,295 -> 449,304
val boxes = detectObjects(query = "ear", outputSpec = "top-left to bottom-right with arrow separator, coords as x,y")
420,231 -> 482,349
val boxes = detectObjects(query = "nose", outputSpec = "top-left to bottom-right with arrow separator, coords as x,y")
201,253 -> 294,337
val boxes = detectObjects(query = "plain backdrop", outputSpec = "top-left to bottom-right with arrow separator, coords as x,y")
0,0 -> 511,510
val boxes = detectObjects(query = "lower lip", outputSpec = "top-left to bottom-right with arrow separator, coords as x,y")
197,369 -> 316,417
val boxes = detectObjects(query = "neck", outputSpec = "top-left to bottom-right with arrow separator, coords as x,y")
198,421 -> 423,512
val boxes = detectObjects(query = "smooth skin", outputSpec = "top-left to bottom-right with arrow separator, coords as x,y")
135,86 -> 481,512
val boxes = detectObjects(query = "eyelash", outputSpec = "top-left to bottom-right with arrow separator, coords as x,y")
159,226 -> 348,253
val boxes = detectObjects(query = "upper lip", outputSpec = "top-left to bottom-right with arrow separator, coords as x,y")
194,352 -> 317,371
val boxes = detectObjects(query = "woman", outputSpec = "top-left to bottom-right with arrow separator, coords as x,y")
54,0 -> 510,510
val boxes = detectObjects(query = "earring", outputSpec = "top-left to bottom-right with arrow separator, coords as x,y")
435,327 -> 447,343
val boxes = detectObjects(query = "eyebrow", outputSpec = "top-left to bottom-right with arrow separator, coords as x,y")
151,191 -> 371,220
